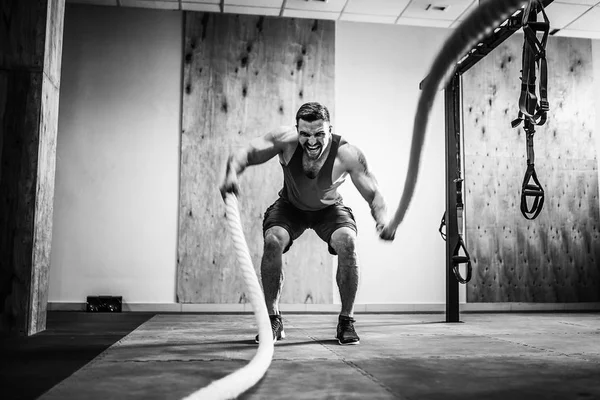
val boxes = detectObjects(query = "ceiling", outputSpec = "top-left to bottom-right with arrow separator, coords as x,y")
67,0 -> 600,39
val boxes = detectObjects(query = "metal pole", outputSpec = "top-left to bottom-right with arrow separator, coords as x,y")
445,74 -> 461,322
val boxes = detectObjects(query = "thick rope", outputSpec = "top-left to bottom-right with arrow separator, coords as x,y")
389,0 -> 528,230
181,194 -> 274,400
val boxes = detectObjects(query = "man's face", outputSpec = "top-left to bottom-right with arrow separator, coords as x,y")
297,119 -> 332,160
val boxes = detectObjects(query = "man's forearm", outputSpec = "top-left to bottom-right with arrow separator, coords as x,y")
369,192 -> 388,226
227,150 -> 248,176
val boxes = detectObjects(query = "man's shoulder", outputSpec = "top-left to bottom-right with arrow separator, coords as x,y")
336,139 -> 368,173
336,139 -> 358,161
268,126 -> 297,148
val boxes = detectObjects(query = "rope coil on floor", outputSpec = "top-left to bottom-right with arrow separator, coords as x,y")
389,0 -> 529,231
181,194 -> 274,400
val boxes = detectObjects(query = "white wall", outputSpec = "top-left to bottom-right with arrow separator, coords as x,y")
335,22 -> 454,304
594,40 -> 600,202
51,6 -> 455,306
49,5 -> 182,303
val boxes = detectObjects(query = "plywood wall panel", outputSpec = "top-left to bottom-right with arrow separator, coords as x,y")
463,35 -> 600,303
29,73 -> 60,333
178,12 -> 335,304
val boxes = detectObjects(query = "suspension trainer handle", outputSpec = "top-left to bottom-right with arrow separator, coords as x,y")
439,212 -> 447,241
521,163 -> 545,220
452,237 -> 473,284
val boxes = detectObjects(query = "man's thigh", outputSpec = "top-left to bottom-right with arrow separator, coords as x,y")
312,203 -> 357,255
263,198 -> 308,253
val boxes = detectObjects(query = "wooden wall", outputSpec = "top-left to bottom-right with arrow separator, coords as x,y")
178,13 -> 335,304
463,35 -> 600,302
0,0 -> 64,335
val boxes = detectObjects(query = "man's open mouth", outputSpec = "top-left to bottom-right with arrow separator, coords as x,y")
305,144 -> 321,157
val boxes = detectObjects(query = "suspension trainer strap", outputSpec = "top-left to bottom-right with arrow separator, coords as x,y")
452,179 -> 472,284
511,0 -> 550,129
520,123 -> 545,219
448,76 -> 471,283
512,0 -> 549,220
455,178 -> 464,237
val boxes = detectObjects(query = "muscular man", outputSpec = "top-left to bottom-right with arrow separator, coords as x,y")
220,102 -> 396,345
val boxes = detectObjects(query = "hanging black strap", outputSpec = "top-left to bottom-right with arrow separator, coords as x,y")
442,76 -> 472,284
521,164 -> 545,219
511,0 -> 550,130
440,185 -> 472,283
452,236 -> 472,284
512,0 -> 549,220
453,178 -> 472,284
440,210 -> 472,283
520,122 -> 545,219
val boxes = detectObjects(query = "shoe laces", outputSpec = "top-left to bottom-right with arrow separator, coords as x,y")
339,317 -> 356,333
270,315 -> 282,331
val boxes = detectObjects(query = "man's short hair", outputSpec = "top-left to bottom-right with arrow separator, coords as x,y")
296,102 -> 330,125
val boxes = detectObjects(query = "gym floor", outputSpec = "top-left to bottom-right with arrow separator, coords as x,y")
2,312 -> 599,400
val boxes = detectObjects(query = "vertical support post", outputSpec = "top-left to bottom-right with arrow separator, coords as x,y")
445,74 -> 461,322
0,0 -> 65,336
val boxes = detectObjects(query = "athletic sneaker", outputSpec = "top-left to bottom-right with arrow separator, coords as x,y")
255,314 -> 285,344
336,315 -> 360,345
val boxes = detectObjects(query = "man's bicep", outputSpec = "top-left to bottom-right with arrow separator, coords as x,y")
347,147 -> 378,201
350,169 -> 378,202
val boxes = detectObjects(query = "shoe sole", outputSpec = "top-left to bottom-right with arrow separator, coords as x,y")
337,339 -> 360,345
255,330 -> 285,344
336,335 -> 360,345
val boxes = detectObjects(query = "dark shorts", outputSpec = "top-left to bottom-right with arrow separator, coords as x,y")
262,197 -> 357,255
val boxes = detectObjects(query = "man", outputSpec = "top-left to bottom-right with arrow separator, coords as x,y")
220,102 -> 396,345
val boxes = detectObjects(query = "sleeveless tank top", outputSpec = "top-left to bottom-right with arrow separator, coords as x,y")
278,134 -> 345,211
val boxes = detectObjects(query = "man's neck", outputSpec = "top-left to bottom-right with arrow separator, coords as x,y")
302,138 -> 333,178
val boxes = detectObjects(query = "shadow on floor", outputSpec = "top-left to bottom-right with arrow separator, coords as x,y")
0,311 -> 154,400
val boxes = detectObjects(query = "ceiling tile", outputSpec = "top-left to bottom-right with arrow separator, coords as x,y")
340,13 -> 398,24
285,0 -> 346,12
401,0 -> 474,21
181,2 -> 221,11
184,0 -> 220,3
396,16 -> 453,27
449,18 -> 462,28
545,2 -> 591,29
121,0 -> 179,9
454,0 -> 477,21
225,0 -> 283,7
282,9 -> 340,20
224,5 -> 281,16
67,0 -> 118,6
343,0 -> 410,16
564,6 -> 600,30
553,29 -> 600,38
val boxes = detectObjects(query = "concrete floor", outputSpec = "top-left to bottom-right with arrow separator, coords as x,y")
39,313 -> 600,399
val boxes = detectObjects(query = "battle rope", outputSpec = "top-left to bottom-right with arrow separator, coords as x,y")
511,0 -> 549,220
389,0 -> 530,231
181,194 -> 274,400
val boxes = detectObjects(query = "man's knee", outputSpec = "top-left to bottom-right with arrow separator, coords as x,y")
330,227 -> 357,260
263,226 -> 290,255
